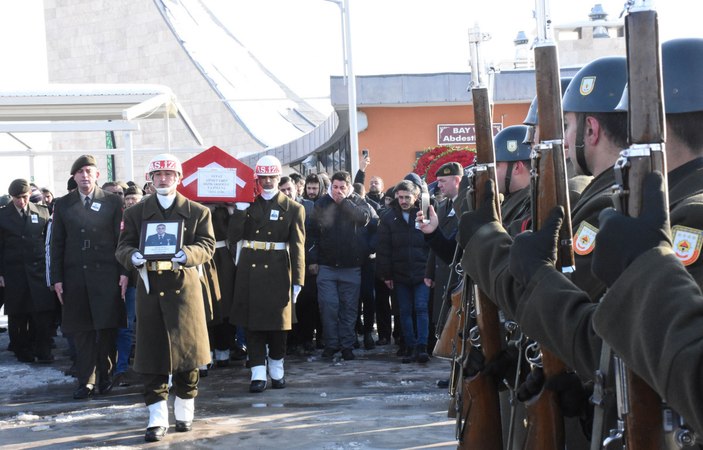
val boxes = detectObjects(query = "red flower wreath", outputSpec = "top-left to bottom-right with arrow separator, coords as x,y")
413,146 -> 476,183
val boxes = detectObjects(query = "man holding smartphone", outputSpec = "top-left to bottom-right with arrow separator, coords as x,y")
376,179 -> 431,363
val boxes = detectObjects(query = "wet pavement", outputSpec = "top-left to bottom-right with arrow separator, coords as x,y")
0,328 -> 458,449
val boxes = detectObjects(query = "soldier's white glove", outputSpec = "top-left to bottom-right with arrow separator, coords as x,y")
171,250 -> 187,264
131,251 -> 146,267
235,202 -> 250,211
292,285 -> 302,304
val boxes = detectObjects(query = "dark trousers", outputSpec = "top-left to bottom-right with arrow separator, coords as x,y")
212,319 -> 236,352
246,329 -> 287,367
356,258 -> 376,334
72,328 -> 118,386
32,310 -> 55,358
374,277 -> 392,340
143,368 -> 199,405
8,313 -> 31,355
9,310 -> 55,357
291,274 -> 320,344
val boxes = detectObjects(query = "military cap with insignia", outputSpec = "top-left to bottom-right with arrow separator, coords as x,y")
8,178 -> 31,197
70,154 -> 98,175
435,162 -> 463,177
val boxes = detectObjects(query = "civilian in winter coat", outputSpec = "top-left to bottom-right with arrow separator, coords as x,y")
377,180 -> 431,363
308,171 -> 377,361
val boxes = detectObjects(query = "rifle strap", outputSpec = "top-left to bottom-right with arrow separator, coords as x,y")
590,341 -> 612,450
504,161 -> 515,194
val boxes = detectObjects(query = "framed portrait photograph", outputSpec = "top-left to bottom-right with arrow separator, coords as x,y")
139,220 -> 184,260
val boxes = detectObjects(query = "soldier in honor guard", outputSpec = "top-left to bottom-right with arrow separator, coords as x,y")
116,153 -> 215,442
50,155 -> 129,400
493,124 -> 534,232
0,179 -> 56,363
229,155 -> 305,393
458,39 -> 703,446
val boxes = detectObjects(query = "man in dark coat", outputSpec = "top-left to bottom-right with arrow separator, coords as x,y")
50,155 -> 128,400
308,170 -> 377,361
0,178 -> 55,363
116,153 -> 215,442
229,155 -> 305,393
377,180 -> 431,363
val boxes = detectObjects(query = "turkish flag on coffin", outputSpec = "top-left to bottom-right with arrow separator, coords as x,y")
177,146 -> 256,202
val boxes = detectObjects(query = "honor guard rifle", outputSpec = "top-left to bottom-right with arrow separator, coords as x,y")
455,25 -> 503,450
523,1 -> 573,448
609,1 -> 667,448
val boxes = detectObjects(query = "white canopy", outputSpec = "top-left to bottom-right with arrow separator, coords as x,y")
0,83 -> 203,181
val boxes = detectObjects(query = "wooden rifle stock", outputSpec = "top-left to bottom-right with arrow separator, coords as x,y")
524,2 -> 573,447
457,29 -> 503,449
433,279 -> 465,360
613,5 -> 667,449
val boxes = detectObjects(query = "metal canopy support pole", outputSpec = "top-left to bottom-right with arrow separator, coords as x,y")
165,113 -> 171,151
29,152 -> 36,184
342,0 -> 359,176
124,130 -> 134,182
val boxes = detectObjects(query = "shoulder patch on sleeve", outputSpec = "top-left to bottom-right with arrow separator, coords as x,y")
672,225 -> 703,266
573,221 -> 598,256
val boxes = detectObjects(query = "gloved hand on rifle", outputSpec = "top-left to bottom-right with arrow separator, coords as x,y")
516,368 -> 591,418
544,372 -> 592,418
462,346 -> 485,378
592,171 -> 671,287
483,345 -> 528,389
457,179 -> 500,249
516,366 -> 544,402
509,205 -> 564,287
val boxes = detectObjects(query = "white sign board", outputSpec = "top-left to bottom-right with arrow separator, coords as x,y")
197,167 -> 236,198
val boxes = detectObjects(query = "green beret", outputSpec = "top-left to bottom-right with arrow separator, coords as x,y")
8,178 -> 30,197
70,154 -> 98,175
435,162 -> 463,177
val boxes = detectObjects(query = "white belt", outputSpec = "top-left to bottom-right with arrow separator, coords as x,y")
215,240 -> 228,249
241,240 -> 287,251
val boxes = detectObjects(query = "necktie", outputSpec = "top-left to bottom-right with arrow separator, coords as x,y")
446,199 -> 453,214
21,209 -> 27,221
84,196 -> 91,210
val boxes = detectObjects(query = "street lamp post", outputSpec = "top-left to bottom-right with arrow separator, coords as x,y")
326,0 -> 359,176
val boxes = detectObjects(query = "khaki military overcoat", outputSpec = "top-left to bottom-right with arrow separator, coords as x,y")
229,192 -> 305,331
116,193 -> 215,374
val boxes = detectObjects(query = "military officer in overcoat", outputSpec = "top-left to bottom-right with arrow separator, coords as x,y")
229,155 -> 305,393
116,153 -> 215,442
50,155 -> 128,400
0,179 -> 55,363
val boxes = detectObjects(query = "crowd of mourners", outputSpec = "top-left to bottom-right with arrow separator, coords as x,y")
0,151 -> 458,440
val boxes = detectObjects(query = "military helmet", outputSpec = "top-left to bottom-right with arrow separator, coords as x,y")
523,77 -> 574,126
616,38 -> 703,114
562,56 -> 627,113
494,125 -> 532,162
255,155 -> 282,177
146,153 -> 183,177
